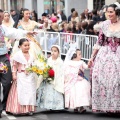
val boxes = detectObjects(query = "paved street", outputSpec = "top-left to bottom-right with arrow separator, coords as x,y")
1,109 -> 120,120
1,70 -> 120,120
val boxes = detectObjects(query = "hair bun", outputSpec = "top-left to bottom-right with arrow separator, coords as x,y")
116,7 -> 120,16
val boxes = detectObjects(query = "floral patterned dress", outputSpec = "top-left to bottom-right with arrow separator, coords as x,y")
92,20 -> 120,112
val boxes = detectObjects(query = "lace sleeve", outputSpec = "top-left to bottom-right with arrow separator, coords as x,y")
93,30 -> 104,49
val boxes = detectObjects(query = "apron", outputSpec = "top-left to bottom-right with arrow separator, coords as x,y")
17,72 -> 36,105
12,50 -> 36,105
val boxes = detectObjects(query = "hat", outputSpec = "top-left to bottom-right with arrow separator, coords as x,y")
51,17 -> 57,23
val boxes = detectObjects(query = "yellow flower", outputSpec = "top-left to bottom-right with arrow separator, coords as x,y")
43,68 -> 47,73
38,70 -> 43,75
32,67 -> 37,72
44,63 -> 47,67
40,59 -> 43,62
36,69 -> 39,74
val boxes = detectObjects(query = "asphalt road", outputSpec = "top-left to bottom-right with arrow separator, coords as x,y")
2,109 -> 120,120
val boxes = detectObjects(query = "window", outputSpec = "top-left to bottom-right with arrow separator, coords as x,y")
44,0 -> 65,14
0,0 -> 8,10
10,0 -> 24,10
93,0 -> 105,10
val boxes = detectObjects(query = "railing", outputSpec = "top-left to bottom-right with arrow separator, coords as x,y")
34,31 -> 98,61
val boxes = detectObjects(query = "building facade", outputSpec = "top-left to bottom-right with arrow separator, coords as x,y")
0,0 -> 120,18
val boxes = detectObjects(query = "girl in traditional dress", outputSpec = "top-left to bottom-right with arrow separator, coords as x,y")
36,45 -> 64,110
64,49 -> 90,113
6,38 -> 36,115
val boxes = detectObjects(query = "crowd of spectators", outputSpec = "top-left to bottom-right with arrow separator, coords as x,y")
10,6 -> 109,36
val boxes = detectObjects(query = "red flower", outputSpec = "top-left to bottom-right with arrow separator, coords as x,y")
48,69 -> 54,78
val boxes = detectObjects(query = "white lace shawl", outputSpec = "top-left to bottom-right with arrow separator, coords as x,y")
93,20 -> 120,50
101,20 -> 120,38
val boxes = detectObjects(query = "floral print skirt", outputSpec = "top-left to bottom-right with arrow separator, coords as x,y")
36,81 -> 64,110
92,46 -> 120,112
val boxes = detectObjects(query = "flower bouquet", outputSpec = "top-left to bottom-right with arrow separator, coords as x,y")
26,55 -> 54,82
0,62 -> 8,74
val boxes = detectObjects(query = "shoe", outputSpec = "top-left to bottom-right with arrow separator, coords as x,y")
0,113 -> 1,118
74,109 -> 78,113
6,111 -> 13,115
28,112 -> 33,116
79,107 -> 86,114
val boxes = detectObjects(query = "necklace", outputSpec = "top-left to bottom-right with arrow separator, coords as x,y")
111,20 -> 118,25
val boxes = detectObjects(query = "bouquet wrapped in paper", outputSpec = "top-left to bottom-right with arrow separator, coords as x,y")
0,62 -> 8,74
26,55 -> 54,81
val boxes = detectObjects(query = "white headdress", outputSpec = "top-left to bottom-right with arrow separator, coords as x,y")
3,11 -> 15,26
64,42 -> 78,62
114,2 -> 120,10
51,45 -> 61,56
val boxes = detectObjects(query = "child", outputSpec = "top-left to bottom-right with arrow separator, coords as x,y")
64,49 -> 90,113
6,38 -> 36,115
36,45 -> 64,110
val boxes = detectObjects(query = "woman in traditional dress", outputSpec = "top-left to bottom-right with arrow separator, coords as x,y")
2,11 -> 15,54
11,8 -> 47,59
6,38 -> 36,115
88,2 -> 120,113
36,45 -> 64,110
2,11 -> 14,27
64,49 -> 90,113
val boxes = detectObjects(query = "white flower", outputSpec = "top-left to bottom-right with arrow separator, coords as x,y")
48,78 -> 52,81
33,60 -> 45,70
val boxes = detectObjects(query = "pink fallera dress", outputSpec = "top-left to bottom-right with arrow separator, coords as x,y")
6,51 -> 36,114
64,60 -> 90,109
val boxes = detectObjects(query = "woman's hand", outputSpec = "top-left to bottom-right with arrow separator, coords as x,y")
27,31 -> 38,36
88,58 -> 94,68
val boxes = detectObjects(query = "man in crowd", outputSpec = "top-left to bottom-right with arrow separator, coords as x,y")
10,9 -> 19,28
68,8 -> 75,23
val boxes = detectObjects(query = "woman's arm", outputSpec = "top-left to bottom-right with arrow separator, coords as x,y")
90,49 -> 99,60
88,29 -> 104,67
2,24 -> 37,40
34,20 -> 48,29
88,48 -> 99,68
